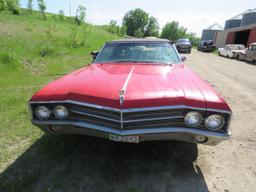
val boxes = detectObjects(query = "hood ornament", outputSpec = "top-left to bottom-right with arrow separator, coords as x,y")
119,66 -> 135,105
119,90 -> 125,105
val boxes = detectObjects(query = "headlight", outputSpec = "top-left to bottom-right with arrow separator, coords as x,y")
53,105 -> 68,119
35,106 -> 51,120
205,114 -> 224,130
184,111 -> 203,127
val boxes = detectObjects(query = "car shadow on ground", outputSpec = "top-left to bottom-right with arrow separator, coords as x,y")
0,135 -> 208,192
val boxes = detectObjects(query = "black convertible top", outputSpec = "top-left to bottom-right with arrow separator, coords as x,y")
107,38 -> 173,44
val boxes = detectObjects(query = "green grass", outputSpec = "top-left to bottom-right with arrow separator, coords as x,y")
0,9 -> 119,190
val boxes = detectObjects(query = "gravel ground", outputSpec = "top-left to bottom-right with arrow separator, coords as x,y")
0,50 -> 255,192
186,50 -> 256,192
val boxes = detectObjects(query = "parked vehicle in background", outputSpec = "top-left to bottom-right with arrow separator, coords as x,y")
29,38 -> 232,146
175,39 -> 192,53
237,43 -> 256,64
197,40 -> 216,52
218,44 -> 245,58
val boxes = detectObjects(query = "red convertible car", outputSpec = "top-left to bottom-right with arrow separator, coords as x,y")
29,38 -> 232,145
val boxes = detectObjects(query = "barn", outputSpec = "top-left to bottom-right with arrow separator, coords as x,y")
214,9 -> 256,48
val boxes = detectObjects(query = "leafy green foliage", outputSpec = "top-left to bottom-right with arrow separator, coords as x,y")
38,0 -> 46,20
6,0 -> 19,14
123,8 -> 159,38
39,25 -> 56,57
123,8 -> 149,36
145,16 -> 159,37
75,5 -> 86,25
0,0 -> 7,12
161,21 -> 184,41
102,20 -> 126,37
134,28 -> 144,38
108,20 -> 119,34
161,21 -> 200,46
58,9 -> 64,21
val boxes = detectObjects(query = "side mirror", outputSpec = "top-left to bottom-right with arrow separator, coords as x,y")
91,51 -> 99,60
180,55 -> 187,62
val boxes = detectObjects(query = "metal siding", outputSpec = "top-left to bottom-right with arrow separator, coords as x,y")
201,30 -> 219,41
215,31 -> 229,48
247,28 -> 256,46
226,32 -> 235,44
224,19 -> 241,29
241,12 -> 256,27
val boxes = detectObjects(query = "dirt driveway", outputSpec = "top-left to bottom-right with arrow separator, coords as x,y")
0,51 -> 256,192
186,51 -> 256,192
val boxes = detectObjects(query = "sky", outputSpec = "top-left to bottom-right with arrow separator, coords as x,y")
20,0 -> 256,37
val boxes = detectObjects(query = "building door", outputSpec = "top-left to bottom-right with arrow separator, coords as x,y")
234,30 -> 250,46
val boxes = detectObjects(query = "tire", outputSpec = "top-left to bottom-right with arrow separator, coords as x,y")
218,51 -> 221,56
253,60 -> 256,65
188,48 -> 191,54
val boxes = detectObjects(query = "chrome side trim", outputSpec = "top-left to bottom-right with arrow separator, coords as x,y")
29,100 -> 232,114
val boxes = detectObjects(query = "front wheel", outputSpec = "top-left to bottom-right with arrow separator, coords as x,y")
253,60 -> 256,65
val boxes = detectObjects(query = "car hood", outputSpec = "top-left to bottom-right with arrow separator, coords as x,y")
232,50 -> 245,54
177,42 -> 191,46
31,62 -> 230,110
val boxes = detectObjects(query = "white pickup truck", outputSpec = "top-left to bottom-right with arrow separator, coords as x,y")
237,43 -> 256,64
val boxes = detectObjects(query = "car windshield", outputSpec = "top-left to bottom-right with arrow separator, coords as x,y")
94,42 -> 181,64
203,41 -> 213,45
177,39 -> 190,43
227,44 -> 245,50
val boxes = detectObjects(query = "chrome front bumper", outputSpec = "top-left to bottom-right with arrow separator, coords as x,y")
32,120 -> 230,146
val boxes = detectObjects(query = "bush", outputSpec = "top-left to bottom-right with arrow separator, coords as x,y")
39,25 -> 56,57
0,0 -> 7,12
6,0 -> 20,14
134,28 -> 143,38
12,8 -> 19,15
69,25 -> 79,48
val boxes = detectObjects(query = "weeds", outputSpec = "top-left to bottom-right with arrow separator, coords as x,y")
0,52 -> 20,68
39,25 -> 56,57
69,25 -> 79,48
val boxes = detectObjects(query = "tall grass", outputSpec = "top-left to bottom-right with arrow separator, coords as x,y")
0,9 -> 118,176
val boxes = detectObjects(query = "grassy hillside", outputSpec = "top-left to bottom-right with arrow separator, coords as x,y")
0,10 -> 119,191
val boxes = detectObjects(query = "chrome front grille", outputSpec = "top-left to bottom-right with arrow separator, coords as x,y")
68,104 -> 186,130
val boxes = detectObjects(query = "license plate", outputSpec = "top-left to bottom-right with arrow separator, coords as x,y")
109,134 -> 139,143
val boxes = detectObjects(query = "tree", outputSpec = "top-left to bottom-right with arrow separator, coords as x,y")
119,26 -> 127,36
123,8 -> 149,37
27,0 -> 33,14
144,16 -> 159,37
38,0 -> 46,20
75,5 -> 86,25
58,9 -> 64,21
0,0 -> 7,12
134,28 -> 143,38
186,32 -> 200,46
6,0 -> 19,15
108,20 -> 119,34
161,21 -> 187,41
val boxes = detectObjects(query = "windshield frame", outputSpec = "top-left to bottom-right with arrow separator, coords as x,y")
93,41 -> 182,65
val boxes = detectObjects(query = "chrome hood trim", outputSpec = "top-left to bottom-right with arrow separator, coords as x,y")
29,100 -> 232,114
